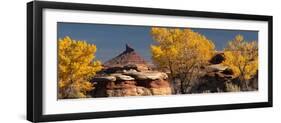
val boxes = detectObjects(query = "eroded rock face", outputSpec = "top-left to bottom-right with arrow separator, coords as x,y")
106,81 -> 138,97
90,44 -> 172,97
91,71 -> 171,97
149,79 -> 172,95
191,64 -> 235,93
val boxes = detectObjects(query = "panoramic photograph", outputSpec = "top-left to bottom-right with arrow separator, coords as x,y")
57,22 -> 258,99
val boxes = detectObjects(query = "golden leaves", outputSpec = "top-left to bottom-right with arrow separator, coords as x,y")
150,27 -> 215,73
150,28 -> 258,92
58,36 -> 102,99
223,35 -> 258,80
150,27 -> 216,93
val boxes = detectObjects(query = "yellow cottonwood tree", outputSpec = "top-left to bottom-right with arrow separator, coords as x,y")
58,36 -> 102,99
222,35 -> 258,89
150,27 -> 215,94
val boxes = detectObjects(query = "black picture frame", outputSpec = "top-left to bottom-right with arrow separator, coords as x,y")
27,1 -> 273,122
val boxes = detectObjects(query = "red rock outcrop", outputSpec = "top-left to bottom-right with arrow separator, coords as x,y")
91,71 -> 172,97
90,44 -> 172,97
103,44 -> 147,68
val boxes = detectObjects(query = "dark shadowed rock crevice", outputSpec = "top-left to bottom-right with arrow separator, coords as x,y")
209,52 -> 225,64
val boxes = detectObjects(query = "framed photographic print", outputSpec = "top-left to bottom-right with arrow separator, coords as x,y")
27,1 -> 273,122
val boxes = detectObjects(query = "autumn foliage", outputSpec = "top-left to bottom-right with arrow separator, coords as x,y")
58,36 -> 102,99
58,27 -> 259,98
150,27 -> 215,93
222,35 -> 258,89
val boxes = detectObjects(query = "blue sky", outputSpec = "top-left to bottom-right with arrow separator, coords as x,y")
57,22 -> 258,63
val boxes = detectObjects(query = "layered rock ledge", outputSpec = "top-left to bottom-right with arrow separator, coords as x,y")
90,70 -> 172,97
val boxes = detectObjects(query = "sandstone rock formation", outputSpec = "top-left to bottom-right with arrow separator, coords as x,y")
103,44 -> 147,68
90,47 -> 257,97
123,71 -> 168,80
91,71 -> 171,97
192,67 -> 235,93
90,44 -> 172,97
191,51 -> 258,93
189,52 -> 237,93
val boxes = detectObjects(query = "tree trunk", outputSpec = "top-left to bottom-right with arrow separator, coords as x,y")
180,81 -> 185,94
